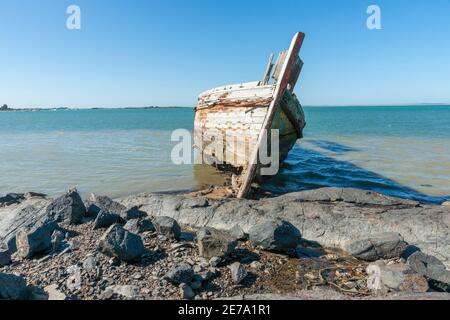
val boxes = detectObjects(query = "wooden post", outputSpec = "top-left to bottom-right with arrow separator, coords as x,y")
237,32 -> 305,199
261,54 -> 274,85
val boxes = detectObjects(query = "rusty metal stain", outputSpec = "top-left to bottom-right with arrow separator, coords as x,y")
196,98 -> 273,110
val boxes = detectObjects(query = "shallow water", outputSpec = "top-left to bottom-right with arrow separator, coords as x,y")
0,106 -> 449,203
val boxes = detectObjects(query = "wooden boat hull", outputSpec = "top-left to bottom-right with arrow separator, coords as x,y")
194,84 -> 305,184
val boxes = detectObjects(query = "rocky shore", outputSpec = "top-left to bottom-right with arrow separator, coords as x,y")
1,187 -> 449,300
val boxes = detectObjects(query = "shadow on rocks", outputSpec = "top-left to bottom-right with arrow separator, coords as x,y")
58,227 -> 81,238
229,248 -> 261,264
297,239 -> 327,258
197,280 -> 225,297
134,248 -> 168,267
239,271 -> 258,288
180,231 -> 195,242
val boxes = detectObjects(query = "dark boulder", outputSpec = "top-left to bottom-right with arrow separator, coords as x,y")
164,263 -> 194,284
0,244 -> 12,266
196,227 -> 237,259
85,194 -> 126,218
16,218 -> 58,258
123,218 -> 155,234
0,202 -> 49,253
153,216 -> 181,240
407,251 -> 450,285
249,219 -> 301,252
0,193 -> 25,207
97,224 -> 145,262
344,232 -> 408,261
92,210 -> 121,230
119,206 -> 146,221
45,188 -> 86,224
0,272 -> 29,299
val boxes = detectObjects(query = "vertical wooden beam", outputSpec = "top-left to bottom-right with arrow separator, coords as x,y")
261,53 -> 274,85
272,51 -> 288,82
237,32 -> 305,199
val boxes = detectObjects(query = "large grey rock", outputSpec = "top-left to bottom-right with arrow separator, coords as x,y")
0,273 -> 29,299
109,187 -> 450,267
45,188 -> 86,224
153,216 -> 181,239
92,210 -> 121,230
0,244 -> 11,266
164,263 -> 194,284
196,227 -> 237,259
0,198 -> 50,252
249,219 -> 301,252
228,262 -> 248,284
16,218 -> 58,258
123,218 -> 155,234
97,224 -> 145,262
85,194 -> 126,218
344,232 -> 408,261
407,251 -> 450,285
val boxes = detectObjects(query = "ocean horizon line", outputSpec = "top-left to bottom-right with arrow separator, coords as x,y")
2,103 -> 450,111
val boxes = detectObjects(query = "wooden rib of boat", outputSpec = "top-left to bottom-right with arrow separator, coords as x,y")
194,32 -> 306,198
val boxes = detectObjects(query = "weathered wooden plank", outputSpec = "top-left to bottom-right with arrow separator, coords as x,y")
201,81 -> 260,94
272,51 -> 287,82
237,32 -> 305,199
205,110 -> 267,120
261,53 -> 274,85
196,132 -> 259,168
198,84 -> 275,109
194,102 -> 269,168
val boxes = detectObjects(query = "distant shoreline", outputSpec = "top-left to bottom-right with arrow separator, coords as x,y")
1,104 -> 450,112
0,106 -> 192,112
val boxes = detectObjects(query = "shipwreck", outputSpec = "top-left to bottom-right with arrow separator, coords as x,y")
194,32 -> 306,198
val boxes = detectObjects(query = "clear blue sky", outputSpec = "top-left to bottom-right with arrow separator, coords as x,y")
1,0 -> 449,108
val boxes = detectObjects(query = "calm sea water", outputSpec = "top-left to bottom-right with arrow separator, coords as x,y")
0,106 -> 449,204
